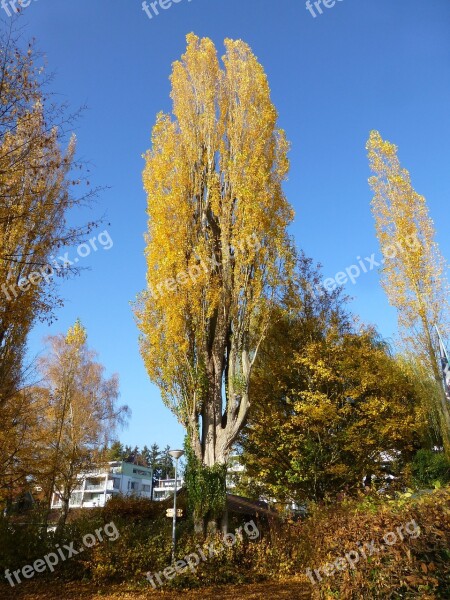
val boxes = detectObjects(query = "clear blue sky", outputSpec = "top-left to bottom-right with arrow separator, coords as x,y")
18,0 -> 450,450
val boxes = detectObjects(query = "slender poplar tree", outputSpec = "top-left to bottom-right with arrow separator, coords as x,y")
367,130 -> 450,456
136,34 -> 294,532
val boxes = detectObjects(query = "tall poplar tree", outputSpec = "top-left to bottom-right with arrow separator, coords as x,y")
366,130 -> 450,455
136,34 -> 294,530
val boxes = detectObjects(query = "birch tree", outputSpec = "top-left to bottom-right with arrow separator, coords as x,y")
37,320 -> 128,529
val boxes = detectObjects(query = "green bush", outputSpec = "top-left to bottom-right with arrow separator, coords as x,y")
411,449 -> 450,488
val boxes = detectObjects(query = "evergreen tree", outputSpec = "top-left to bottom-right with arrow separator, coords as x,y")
107,440 -> 125,461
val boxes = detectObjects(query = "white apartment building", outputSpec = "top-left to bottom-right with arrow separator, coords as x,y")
152,477 -> 184,501
226,455 -> 245,491
51,461 -> 153,509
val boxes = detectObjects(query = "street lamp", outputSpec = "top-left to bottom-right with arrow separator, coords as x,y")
168,449 -> 184,563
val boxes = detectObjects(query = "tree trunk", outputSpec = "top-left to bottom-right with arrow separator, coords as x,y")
194,516 -> 205,536
56,494 -> 70,532
221,506 -> 229,534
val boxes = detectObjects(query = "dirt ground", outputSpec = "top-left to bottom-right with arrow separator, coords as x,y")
0,580 -> 313,599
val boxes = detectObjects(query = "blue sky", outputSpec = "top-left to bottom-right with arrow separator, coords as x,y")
16,0 -> 450,450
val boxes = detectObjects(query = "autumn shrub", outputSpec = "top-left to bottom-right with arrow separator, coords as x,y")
0,516 -> 47,574
161,530 -> 264,589
293,487 -> 450,599
3,489 -> 449,598
0,508 -> 108,580
157,487 -> 450,597
0,496 -> 174,586
141,513 -> 306,590
83,498 -> 272,588
77,495 -> 174,583
65,494 -> 283,588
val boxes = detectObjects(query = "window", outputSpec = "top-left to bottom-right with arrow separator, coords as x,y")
69,492 -> 82,506
142,484 -> 151,493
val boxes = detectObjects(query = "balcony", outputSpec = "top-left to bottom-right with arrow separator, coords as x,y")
155,479 -> 182,489
52,499 -> 82,508
85,484 -> 105,491
83,469 -> 106,477
82,500 -> 103,508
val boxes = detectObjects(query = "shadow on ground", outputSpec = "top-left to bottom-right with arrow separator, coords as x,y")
0,581 -> 312,599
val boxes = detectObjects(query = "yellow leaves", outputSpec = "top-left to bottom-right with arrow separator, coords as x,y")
0,38 -> 91,448
367,131 -> 450,451
246,310 -> 426,502
65,318 -> 87,348
137,34 -> 294,422
367,132 -> 447,336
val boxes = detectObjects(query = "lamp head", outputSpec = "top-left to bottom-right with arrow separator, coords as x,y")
168,449 -> 184,460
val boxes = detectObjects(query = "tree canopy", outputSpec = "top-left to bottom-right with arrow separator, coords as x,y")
135,34 -> 294,514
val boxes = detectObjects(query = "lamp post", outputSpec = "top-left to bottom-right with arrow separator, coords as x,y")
168,449 -> 184,563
